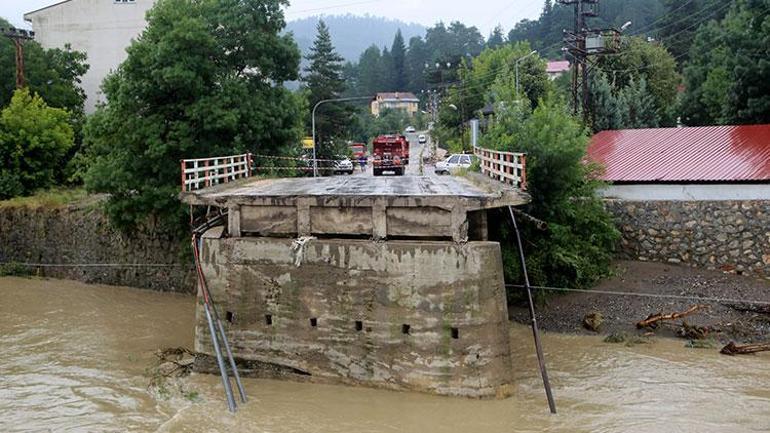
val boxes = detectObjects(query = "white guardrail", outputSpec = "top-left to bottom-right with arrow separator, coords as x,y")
473,146 -> 527,190
181,153 -> 252,192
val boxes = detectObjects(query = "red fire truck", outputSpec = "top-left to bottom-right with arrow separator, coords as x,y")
372,135 -> 409,176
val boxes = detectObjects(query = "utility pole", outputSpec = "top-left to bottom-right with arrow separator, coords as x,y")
2,28 -> 35,89
311,95 -> 372,177
515,50 -> 538,98
556,0 -> 623,121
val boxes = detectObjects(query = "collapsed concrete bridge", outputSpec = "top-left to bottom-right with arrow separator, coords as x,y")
181,161 -> 529,398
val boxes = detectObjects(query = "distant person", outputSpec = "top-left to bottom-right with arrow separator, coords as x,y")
359,155 -> 367,171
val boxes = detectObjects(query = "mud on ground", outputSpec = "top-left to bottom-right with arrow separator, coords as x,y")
509,260 -> 770,343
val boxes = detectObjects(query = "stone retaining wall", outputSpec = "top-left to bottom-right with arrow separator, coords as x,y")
0,202 -> 194,292
605,199 -> 770,276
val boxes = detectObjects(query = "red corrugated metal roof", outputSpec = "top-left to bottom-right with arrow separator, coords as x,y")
546,60 -> 570,73
587,125 -> 770,182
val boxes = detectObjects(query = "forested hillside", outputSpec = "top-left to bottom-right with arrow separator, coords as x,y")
286,14 -> 426,61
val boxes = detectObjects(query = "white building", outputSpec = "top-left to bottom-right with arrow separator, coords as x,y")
24,0 -> 156,113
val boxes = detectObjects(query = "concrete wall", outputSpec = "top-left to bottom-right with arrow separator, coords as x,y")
0,202 -> 193,291
25,0 -> 156,113
600,183 -> 770,201
196,235 -> 514,398
605,199 -> 770,276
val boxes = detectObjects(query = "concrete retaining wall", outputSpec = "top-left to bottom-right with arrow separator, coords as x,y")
0,203 -> 194,292
197,234 -> 514,398
605,199 -> 770,276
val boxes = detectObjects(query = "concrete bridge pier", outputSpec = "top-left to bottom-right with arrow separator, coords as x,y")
182,175 -> 529,398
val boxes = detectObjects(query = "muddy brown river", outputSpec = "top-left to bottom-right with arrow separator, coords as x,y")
1,277 -> 769,432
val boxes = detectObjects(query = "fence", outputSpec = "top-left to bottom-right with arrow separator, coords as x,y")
473,146 -> 527,190
181,153 -> 252,192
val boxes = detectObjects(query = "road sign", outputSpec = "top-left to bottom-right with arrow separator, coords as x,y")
302,137 -> 314,149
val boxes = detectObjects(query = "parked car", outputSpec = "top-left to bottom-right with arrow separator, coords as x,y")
405,126 -> 416,133
333,157 -> 354,175
418,134 -> 427,144
434,154 -> 473,175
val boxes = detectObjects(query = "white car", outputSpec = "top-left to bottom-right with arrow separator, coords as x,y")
405,126 -> 416,133
418,134 -> 427,144
435,154 -> 473,175
333,158 -> 354,175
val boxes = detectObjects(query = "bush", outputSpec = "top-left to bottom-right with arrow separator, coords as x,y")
0,89 -> 74,199
482,95 -> 619,291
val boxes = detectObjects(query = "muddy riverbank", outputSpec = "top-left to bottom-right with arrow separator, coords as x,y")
510,260 -> 770,343
2,276 -> 770,432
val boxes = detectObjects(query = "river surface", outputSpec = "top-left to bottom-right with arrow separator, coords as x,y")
1,277 -> 769,433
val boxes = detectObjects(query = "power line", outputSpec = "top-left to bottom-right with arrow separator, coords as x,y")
1,262 -> 190,268
506,284 -> 770,307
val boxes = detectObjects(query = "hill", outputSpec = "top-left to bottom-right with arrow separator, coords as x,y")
285,14 -> 426,62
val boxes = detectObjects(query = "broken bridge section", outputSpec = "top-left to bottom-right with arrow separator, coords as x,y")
181,173 -> 529,398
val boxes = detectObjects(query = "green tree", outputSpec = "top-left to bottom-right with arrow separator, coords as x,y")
356,45 -> 383,95
405,36 -> 428,92
390,30 -> 407,90
588,72 -> 624,132
379,47 -> 395,90
595,36 -> 679,124
0,88 -> 74,198
486,25 -> 506,49
619,77 -> 660,128
481,94 -> 618,290
83,0 -> 302,229
658,0 -> 724,63
680,0 -> 770,125
302,19 -> 351,159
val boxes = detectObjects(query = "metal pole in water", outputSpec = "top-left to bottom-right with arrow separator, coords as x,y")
507,206 -> 557,414
204,302 -> 237,412
192,236 -> 237,412
195,237 -> 248,404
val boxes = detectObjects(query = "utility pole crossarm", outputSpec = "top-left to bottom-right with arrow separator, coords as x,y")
2,27 -> 35,89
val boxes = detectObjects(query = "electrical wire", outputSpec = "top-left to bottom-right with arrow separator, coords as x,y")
1,262 -> 191,268
506,284 -> 770,307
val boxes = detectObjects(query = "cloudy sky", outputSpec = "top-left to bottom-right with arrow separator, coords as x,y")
2,0 -> 543,35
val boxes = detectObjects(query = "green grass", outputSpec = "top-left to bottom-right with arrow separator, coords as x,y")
0,188 -> 89,209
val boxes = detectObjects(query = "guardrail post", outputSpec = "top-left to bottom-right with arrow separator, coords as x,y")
180,160 -> 186,192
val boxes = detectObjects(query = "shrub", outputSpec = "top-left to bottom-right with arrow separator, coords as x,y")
0,89 -> 74,199
482,95 -> 619,291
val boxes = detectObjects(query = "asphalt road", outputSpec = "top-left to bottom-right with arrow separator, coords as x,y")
351,131 -> 434,177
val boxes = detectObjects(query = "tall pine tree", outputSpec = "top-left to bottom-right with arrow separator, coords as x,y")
302,20 -> 349,156
390,30 -> 407,90
357,45 -> 383,95
487,25 -> 506,49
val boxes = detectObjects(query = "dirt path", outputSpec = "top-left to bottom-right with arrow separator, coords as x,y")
509,260 -> 770,342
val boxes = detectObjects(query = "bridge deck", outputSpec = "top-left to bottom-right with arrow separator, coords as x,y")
180,174 -> 528,242
180,173 -> 528,210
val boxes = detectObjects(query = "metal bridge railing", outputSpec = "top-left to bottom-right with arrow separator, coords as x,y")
473,146 -> 527,190
181,153 -> 253,192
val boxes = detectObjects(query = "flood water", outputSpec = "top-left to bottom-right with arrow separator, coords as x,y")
1,277 -> 769,433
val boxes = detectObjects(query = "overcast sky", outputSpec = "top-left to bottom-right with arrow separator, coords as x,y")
2,0 -> 543,35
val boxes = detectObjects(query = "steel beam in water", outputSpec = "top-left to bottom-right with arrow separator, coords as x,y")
508,206 -> 557,414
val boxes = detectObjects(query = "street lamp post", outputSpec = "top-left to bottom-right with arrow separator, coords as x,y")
515,50 -> 538,98
311,95 -> 372,177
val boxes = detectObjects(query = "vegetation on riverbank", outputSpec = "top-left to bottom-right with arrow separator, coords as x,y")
0,187 -> 88,209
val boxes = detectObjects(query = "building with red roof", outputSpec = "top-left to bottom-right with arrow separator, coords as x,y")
588,124 -> 770,276
588,125 -> 770,200
546,61 -> 570,80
